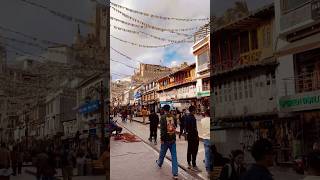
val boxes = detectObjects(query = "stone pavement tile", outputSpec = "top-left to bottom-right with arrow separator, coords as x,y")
116,118 -> 208,180
111,132 -> 195,180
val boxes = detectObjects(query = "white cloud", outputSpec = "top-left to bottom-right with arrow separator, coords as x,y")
110,0 -> 210,79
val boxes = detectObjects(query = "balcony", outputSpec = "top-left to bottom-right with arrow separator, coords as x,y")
159,77 -> 195,90
282,71 -> 320,95
239,49 -> 262,65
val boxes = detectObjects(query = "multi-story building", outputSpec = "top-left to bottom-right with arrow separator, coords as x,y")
142,79 -> 158,112
76,73 -> 107,155
132,63 -> 172,84
193,23 -> 211,113
157,63 -> 197,111
211,4 -> 277,161
44,88 -> 76,139
275,0 -> 320,159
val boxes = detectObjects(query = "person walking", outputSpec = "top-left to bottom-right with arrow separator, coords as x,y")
156,105 -> 179,179
61,145 -> 75,180
10,146 -> 18,176
148,109 -> 159,145
201,109 -> 212,177
179,109 -> 187,140
0,143 -> 12,180
17,147 -> 23,175
141,107 -> 148,124
121,109 -> 127,123
100,139 -> 110,180
76,151 -> 86,176
42,149 -> 56,180
241,139 -> 274,180
35,147 -> 49,180
185,105 -> 200,171
219,150 -> 246,180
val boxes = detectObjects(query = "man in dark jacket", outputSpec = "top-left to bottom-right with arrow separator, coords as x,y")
179,109 -> 187,140
185,105 -> 200,171
156,105 -> 179,179
148,109 -> 159,145
241,139 -> 274,180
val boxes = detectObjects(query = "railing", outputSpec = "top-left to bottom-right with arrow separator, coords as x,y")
159,77 -> 195,90
282,71 -> 320,95
212,49 -> 262,73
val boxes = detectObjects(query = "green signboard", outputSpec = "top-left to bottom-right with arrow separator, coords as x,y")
279,91 -> 320,112
197,91 -> 210,97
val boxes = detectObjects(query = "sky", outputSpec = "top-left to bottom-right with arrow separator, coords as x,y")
0,0 -> 272,81
110,0 -> 210,80
0,0 -> 94,63
110,0 -> 273,81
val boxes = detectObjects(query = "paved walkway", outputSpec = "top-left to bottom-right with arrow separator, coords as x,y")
111,128 -> 194,180
116,117 -> 208,180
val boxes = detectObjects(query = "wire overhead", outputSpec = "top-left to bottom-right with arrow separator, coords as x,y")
110,2 -> 209,21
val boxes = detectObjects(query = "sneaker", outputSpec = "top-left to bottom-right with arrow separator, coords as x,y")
192,166 -> 201,172
172,175 -> 178,179
154,141 -> 157,145
148,138 -> 152,142
187,164 -> 192,169
156,160 -> 161,168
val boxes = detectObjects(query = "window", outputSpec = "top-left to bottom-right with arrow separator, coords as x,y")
249,78 -> 253,98
224,83 -> 228,102
198,51 -> 209,71
281,0 -> 310,13
240,32 -> 249,53
238,79 -> 243,99
228,82 -> 232,101
219,85 -> 222,103
250,30 -> 258,50
263,26 -> 271,48
244,78 -> 248,98
234,81 -> 238,100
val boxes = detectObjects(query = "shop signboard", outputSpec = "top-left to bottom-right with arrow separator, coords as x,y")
279,90 -> 320,112
79,100 -> 100,114
197,91 -> 210,97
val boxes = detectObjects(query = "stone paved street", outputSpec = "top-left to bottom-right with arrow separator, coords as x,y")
116,117 -> 208,180
110,128 -> 195,180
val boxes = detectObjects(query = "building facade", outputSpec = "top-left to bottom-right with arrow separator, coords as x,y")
275,0 -> 320,160
211,4 -> 278,162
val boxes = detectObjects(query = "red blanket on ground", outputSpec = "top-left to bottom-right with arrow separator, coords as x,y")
113,133 -> 141,143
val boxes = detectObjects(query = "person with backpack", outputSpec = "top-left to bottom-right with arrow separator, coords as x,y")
219,150 -> 246,180
156,105 -> 179,179
148,109 -> 159,145
185,105 -> 200,171
61,145 -> 75,180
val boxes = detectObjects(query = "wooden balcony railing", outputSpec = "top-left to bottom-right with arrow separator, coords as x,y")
239,49 -> 262,65
283,71 -> 320,95
159,77 -> 195,90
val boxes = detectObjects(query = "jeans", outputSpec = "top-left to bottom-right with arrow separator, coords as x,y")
149,128 -> 157,142
157,142 -> 178,176
203,139 -> 213,172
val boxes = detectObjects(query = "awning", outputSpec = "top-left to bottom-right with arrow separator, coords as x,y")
276,33 -> 320,57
